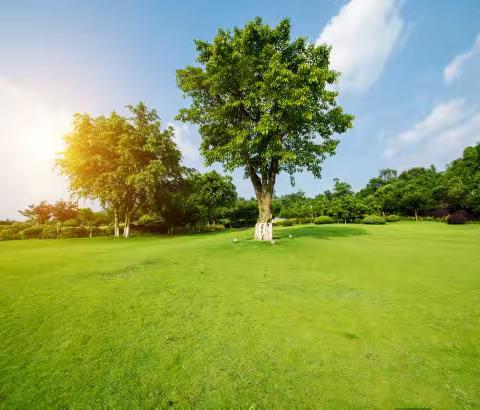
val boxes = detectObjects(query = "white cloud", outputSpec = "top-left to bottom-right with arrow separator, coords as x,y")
0,77 -> 71,219
316,0 -> 405,93
383,99 -> 480,169
444,34 -> 480,84
168,122 -> 201,165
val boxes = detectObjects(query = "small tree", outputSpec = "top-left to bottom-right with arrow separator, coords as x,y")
186,171 -> 237,225
77,208 -> 105,237
19,201 -> 52,224
51,200 -> 78,235
177,17 -> 353,239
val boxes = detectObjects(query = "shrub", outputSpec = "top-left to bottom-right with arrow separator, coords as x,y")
9,222 -> 30,233
313,215 -> 334,224
362,215 -> 386,225
62,219 -> 79,228
137,214 -> 156,225
21,225 -> 44,239
385,215 -> 400,222
274,219 -> 294,227
447,213 -> 467,225
40,225 -> 57,239
173,224 -> 226,234
59,227 -> 89,238
0,228 -> 21,241
196,224 -> 225,233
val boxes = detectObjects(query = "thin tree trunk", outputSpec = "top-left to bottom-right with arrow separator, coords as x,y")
89,226 -> 93,238
414,208 -> 418,222
123,213 -> 131,238
114,209 -> 120,238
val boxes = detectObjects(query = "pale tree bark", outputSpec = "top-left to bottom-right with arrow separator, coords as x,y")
114,209 -> 120,238
123,213 -> 131,238
254,189 -> 273,240
247,158 -> 277,241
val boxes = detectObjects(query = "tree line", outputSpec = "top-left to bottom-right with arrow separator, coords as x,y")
2,141 -> 478,241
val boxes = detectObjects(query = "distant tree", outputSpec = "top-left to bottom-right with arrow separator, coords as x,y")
186,171 -> 237,224
177,17 -> 353,239
76,208 -> 105,237
51,200 -> 79,235
360,168 -> 397,197
19,201 -> 52,224
397,167 -> 438,220
399,189 -> 429,221
228,198 -> 258,227
444,143 -> 480,213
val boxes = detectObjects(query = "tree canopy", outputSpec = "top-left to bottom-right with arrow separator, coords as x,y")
57,103 -> 183,237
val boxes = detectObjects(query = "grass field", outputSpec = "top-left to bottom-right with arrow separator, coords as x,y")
0,222 -> 479,408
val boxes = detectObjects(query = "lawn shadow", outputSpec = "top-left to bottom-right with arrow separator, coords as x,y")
275,224 -> 369,240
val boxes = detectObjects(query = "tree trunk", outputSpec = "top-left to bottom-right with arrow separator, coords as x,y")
254,190 -> 273,240
89,227 -> 93,238
123,213 -> 131,238
114,209 -> 120,238
414,208 -> 418,222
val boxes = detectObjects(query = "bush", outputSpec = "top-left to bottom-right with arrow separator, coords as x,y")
273,219 -> 294,227
0,227 -> 21,241
137,214 -> 156,225
40,225 -> 57,239
62,219 -> 79,228
447,213 -> 467,225
313,215 -> 334,224
362,215 -> 386,225
59,227 -> 89,238
385,215 -> 400,222
173,224 -> 226,234
195,224 -> 225,233
21,225 -> 44,239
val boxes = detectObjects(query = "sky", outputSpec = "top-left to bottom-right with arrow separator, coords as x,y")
1,0 -> 480,219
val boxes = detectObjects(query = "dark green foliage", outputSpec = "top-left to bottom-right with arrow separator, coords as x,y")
447,212 -> 467,225
385,215 -> 400,222
228,198 -> 258,227
362,215 -> 386,225
59,227 -> 89,238
40,225 -> 58,239
313,215 -> 334,224
20,225 -> 44,239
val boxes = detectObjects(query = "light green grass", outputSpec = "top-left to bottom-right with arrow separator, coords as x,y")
0,223 -> 479,408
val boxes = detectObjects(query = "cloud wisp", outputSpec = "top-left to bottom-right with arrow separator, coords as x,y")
169,122 -> 201,166
383,99 -> 480,169
444,34 -> 480,84
316,0 -> 405,93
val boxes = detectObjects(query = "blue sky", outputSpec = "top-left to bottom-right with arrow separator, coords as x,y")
1,0 -> 480,218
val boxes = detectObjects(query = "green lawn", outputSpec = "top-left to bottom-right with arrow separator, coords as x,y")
0,223 -> 479,408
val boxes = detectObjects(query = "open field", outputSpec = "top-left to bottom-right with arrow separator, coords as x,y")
0,222 -> 479,408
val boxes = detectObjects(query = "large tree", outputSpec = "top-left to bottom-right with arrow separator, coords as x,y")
176,17 -> 353,239
58,103 -> 182,237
